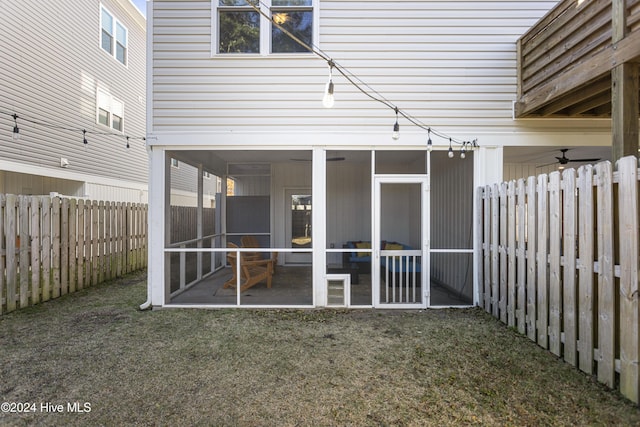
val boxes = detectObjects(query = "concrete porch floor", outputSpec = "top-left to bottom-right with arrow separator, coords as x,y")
169,266 -> 472,307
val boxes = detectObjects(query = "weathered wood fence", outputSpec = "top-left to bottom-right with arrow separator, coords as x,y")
477,155 -> 640,404
0,194 -> 148,315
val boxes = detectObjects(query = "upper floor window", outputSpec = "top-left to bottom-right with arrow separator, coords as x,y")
101,5 -> 128,65
215,0 -> 314,55
97,89 -> 124,132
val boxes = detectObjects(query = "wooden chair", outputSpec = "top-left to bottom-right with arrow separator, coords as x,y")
224,243 -> 274,292
241,235 -> 278,274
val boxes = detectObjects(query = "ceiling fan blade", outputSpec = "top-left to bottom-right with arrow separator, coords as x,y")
567,158 -> 600,163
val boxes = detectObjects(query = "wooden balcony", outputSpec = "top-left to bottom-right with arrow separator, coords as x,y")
515,0 -> 640,118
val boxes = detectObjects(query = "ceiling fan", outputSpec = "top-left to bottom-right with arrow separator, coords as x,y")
537,148 -> 600,168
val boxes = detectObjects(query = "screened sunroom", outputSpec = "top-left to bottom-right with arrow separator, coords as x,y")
148,147 -> 475,309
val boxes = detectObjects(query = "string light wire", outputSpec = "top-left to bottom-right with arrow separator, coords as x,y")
1,108 -> 145,147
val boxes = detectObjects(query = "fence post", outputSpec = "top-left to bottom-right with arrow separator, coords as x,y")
483,186 -> 491,312
617,156 -> 640,403
548,172 -> 562,357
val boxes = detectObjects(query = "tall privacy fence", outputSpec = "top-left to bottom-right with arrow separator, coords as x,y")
476,155 -> 640,404
0,194 -> 148,315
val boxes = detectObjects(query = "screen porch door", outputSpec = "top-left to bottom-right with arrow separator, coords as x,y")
373,176 -> 429,308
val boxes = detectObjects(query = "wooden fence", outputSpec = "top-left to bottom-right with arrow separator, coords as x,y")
0,194 -> 148,315
477,155 -> 640,404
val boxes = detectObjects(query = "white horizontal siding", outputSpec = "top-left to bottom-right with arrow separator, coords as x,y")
151,0 -> 613,138
0,0 -> 147,185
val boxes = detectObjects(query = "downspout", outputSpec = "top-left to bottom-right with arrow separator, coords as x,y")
139,142 -> 153,310
140,0 -> 153,311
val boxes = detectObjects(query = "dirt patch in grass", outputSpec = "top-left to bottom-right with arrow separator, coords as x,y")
0,271 -> 639,426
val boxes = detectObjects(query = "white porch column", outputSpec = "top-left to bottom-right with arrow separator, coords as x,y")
312,147 -> 327,307
147,146 -> 169,307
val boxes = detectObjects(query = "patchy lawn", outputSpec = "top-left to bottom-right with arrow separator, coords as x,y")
0,271 -> 639,426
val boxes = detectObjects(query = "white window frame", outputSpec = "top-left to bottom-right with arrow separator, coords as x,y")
96,89 -> 125,133
100,4 -> 128,66
211,0 -> 319,56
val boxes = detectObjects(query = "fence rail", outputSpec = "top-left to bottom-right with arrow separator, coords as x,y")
477,155 -> 640,404
0,194 -> 148,315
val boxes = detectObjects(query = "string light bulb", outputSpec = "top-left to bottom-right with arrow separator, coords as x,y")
448,138 -> 454,158
83,129 -> 88,146
460,142 -> 467,159
427,128 -> 432,152
392,107 -> 400,140
126,136 -> 130,149
12,114 -> 19,141
322,61 -> 335,108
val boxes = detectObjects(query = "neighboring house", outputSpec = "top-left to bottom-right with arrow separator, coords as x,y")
0,0 -> 148,202
145,0 -> 618,310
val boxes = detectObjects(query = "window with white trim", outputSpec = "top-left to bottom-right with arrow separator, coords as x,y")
214,0 -> 314,55
97,89 -> 124,132
101,5 -> 128,65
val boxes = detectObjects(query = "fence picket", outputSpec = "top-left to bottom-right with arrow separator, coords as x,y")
18,196 -> 30,308
507,181 -> 517,327
499,183 -> 508,322
548,172 -> 562,356
491,184 -> 499,317
92,201 -> 99,286
105,201 -> 112,280
537,174 -> 549,349
30,197 -> 41,305
526,176 -> 537,341
98,201 -> 104,283
61,197 -> 69,295
577,165 -> 595,374
41,197 -> 51,302
77,199 -> 85,290
483,186 -> 491,311
51,196 -> 61,299
617,156 -> 639,403
562,168 -> 577,366
0,195 -> 5,314
596,161 -> 615,388
69,198 -> 77,294
516,179 -> 527,334
5,195 -> 17,312
84,201 -> 91,285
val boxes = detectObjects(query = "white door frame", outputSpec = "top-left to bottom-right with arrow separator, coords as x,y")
373,175 -> 429,308
284,187 -> 313,264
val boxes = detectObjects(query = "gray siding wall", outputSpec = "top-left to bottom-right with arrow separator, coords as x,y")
150,0 -> 611,137
0,0 -> 147,184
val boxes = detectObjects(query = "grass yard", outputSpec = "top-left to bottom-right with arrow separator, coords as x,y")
1,271 -> 639,426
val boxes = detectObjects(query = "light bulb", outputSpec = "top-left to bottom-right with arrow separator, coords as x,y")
12,114 -> 19,141
392,121 -> 400,140
427,134 -> 432,152
460,151 -> 466,159
322,80 -> 334,108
